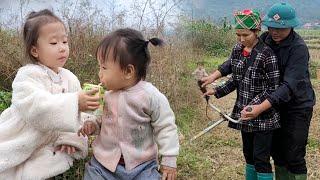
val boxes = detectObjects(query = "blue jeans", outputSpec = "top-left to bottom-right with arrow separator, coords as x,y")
84,156 -> 161,180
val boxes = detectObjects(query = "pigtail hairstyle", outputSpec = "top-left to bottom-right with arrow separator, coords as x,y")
146,38 -> 164,47
97,28 -> 164,80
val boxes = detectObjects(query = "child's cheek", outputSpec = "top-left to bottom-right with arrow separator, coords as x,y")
99,72 -> 105,83
100,78 -> 108,88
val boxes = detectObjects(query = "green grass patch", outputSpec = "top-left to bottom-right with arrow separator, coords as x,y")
177,146 -> 212,177
297,29 -> 320,37
0,91 -> 11,112
308,45 -> 320,50
309,60 -> 320,79
187,56 -> 227,72
203,56 -> 228,71
54,159 -> 87,180
176,107 -> 198,135
307,137 -> 320,150
305,39 -> 320,44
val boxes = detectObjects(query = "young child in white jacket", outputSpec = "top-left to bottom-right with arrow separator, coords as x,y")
0,9 -> 100,179
78,28 -> 180,180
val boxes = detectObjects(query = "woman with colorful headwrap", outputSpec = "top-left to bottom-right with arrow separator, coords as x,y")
204,10 -> 280,180
202,3 -> 315,180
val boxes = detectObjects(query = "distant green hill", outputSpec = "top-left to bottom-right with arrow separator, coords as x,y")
182,0 -> 320,26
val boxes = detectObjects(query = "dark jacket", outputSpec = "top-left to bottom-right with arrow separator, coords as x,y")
215,39 -> 280,132
218,30 -> 315,110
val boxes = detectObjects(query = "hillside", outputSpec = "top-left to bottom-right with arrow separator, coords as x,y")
182,0 -> 320,26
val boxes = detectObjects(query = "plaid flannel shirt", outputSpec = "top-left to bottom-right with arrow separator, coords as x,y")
214,39 -> 280,132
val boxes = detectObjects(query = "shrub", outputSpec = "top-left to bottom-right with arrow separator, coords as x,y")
182,19 -> 235,57
0,30 -> 23,91
0,91 -> 12,112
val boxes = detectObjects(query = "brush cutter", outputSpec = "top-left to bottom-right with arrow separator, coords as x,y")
190,80 -> 252,142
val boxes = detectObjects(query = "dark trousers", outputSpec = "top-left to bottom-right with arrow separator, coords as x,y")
271,107 -> 313,174
241,130 -> 273,173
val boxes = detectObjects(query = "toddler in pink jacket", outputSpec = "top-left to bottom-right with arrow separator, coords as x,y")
79,28 -> 180,180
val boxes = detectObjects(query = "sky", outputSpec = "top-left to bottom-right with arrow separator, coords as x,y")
0,0 -> 66,28
0,0 -> 154,29
0,0 -> 190,29
2,0 -> 318,30
0,0 -> 123,14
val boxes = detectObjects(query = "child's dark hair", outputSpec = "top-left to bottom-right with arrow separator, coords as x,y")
23,9 -> 65,63
96,28 -> 163,80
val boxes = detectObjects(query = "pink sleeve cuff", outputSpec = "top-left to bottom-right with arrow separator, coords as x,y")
161,156 -> 177,168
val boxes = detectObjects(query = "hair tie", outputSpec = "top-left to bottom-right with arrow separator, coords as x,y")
145,40 -> 149,47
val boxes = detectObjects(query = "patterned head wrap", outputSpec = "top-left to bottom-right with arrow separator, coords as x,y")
234,9 -> 261,30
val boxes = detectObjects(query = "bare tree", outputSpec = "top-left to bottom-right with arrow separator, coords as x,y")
130,0 -> 184,36
0,8 -> 3,31
149,0 -> 184,35
18,0 -> 30,25
135,0 -> 151,30
101,0 -> 127,30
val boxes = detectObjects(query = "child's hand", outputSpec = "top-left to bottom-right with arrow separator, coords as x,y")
78,121 -> 96,137
78,89 -> 100,111
54,145 -> 77,155
160,165 -> 177,180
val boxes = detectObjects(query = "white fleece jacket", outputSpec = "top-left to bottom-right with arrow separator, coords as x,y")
0,64 -> 93,180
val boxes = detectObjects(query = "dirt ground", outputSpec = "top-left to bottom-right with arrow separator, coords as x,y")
179,79 -> 320,180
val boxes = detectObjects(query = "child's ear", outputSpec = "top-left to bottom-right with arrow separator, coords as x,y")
124,64 -> 136,80
30,46 -> 39,58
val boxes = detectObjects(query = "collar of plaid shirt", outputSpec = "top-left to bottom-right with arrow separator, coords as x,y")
237,38 -> 266,76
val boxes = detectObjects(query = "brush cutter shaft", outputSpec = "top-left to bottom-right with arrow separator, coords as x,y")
190,118 -> 225,142
208,102 -> 241,123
